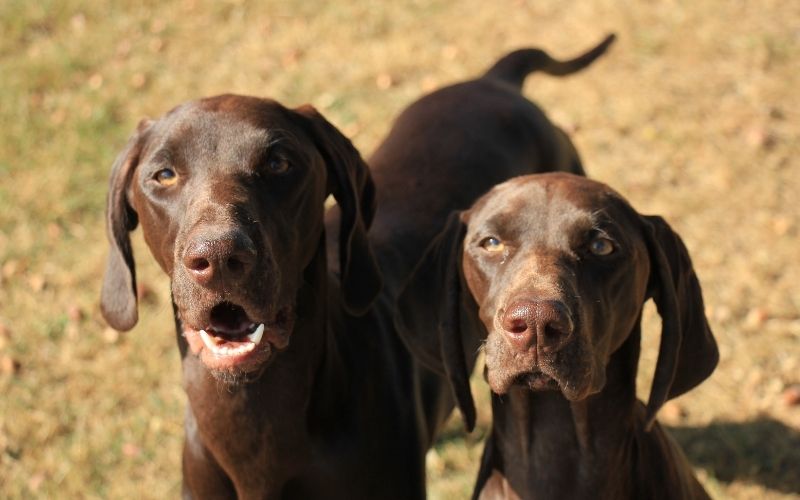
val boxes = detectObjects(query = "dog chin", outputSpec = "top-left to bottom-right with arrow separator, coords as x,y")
486,361 -> 597,401
208,364 -> 267,386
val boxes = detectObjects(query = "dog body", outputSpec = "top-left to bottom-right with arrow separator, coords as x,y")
101,36 -> 614,498
376,35 -> 615,432
101,95 -> 429,498
398,173 -> 717,499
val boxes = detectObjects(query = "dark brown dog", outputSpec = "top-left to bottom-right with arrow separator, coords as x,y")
398,173 -> 718,499
374,34 -> 615,433
100,95 -> 434,498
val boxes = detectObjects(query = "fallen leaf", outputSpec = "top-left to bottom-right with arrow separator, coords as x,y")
783,385 -> 800,406
148,38 -> 164,53
28,473 -> 45,492
420,76 -> 438,92
67,304 -> 84,323
441,45 -> 459,60
375,73 -> 393,90
2,260 -> 19,279
660,401 -> 687,423
130,72 -> 147,89
281,49 -> 303,68
744,125 -> 775,149
0,355 -> 20,375
88,73 -> 103,90
773,216 -> 791,236
28,275 -> 46,292
137,282 -> 159,305
744,307 -> 769,329
103,327 -> 120,344
122,442 -> 141,458
0,325 -> 9,351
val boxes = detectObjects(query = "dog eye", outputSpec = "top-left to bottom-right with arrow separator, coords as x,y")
154,168 -> 178,186
588,237 -> 615,256
479,236 -> 505,253
266,156 -> 291,175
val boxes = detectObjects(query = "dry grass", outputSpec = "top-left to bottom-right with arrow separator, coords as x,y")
1,1 -> 798,498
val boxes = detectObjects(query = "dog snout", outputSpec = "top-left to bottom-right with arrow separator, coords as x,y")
182,229 -> 257,287
500,299 -> 574,353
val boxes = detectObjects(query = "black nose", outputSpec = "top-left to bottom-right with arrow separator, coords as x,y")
182,229 -> 257,287
500,299 -> 574,353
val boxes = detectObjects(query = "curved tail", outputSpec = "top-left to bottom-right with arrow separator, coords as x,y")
483,33 -> 616,88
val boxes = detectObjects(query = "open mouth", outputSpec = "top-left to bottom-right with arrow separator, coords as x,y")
182,302 -> 292,372
199,321 -> 266,357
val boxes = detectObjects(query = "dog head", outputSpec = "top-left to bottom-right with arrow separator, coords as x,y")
397,173 -> 717,429
101,95 -> 381,378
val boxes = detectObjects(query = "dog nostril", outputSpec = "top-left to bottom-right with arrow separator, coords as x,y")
227,257 -> 244,275
188,257 -> 210,272
507,319 -> 529,335
544,324 -> 560,337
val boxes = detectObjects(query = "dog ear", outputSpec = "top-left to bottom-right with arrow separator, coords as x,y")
295,105 -> 382,316
100,120 -> 151,331
642,215 -> 718,429
395,212 -> 480,431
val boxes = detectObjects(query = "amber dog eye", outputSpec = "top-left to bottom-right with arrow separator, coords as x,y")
267,156 -> 291,175
479,236 -> 505,253
154,168 -> 178,186
589,237 -> 615,256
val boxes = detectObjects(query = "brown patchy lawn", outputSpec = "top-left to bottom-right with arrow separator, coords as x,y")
0,1 -> 798,498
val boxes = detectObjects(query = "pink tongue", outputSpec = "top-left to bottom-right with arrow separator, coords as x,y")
210,329 -> 250,343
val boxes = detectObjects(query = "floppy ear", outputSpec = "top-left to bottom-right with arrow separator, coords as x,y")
395,212 -> 482,431
642,215 -> 718,429
100,120 -> 151,331
295,105 -> 382,316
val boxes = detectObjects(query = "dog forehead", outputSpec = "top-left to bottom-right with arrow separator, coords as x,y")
469,176 -> 586,231
467,174 -> 635,239
145,95 -> 307,167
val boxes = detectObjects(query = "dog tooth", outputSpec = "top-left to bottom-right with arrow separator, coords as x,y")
199,330 -> 215,350
247,323 -> 265,344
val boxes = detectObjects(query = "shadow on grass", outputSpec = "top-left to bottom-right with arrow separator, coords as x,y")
667,418 -> 800,495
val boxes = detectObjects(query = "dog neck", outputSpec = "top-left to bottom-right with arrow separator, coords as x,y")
176,237 -> 333,495
482,327 -> 643,499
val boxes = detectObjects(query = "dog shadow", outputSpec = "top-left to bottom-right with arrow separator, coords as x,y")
667,417 -> 800,495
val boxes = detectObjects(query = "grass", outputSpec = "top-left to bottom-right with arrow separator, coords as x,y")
1,1 -> 798,498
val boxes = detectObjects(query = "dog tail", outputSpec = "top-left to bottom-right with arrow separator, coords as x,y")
483,33 -> 616,88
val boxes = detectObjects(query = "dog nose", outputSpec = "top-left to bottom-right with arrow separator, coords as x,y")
183,230 -> 257,287
501,299 -> 574,353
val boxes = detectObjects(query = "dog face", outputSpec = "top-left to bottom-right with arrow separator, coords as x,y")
396,172 -> 716,428
101,95 -> 380,379
462,174 -> 651,400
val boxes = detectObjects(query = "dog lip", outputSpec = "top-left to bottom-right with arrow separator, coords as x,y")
512,370 -> 559,391
180,305 -> 294,372
199,323 -> 265,347
182,324 -> 274,371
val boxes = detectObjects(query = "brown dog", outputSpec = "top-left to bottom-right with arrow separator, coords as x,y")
374,35 -> 616,433
397,173 -> 718,499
